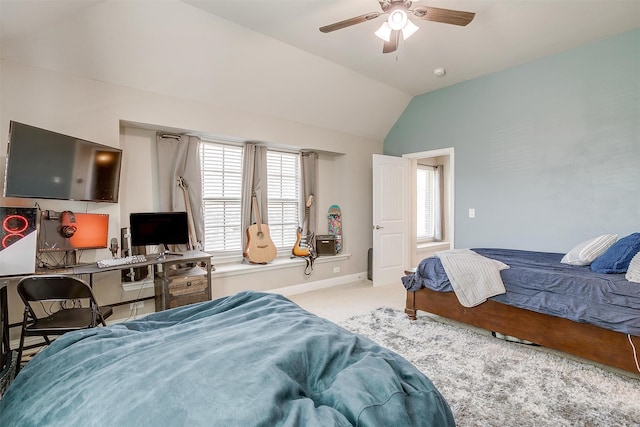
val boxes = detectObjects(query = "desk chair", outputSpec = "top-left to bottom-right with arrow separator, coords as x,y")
16,275 -> 113,371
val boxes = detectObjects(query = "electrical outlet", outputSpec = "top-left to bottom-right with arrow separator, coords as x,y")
130,301 -> 144,310
333,266 -> 340,273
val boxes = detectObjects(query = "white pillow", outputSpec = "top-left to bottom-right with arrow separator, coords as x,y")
625,251 -> 640,283
561,234 -> 618,266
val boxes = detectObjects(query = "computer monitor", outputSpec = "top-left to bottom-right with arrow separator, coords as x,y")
129,212 -> 189,248
38,213 -> 109,252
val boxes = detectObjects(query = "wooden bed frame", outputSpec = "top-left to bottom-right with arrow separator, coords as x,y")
405,287 -> 640,375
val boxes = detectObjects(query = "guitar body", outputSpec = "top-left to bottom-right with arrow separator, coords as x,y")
244,192 -> 277,264
292,227 -> 312,257
292,195 -> 316,259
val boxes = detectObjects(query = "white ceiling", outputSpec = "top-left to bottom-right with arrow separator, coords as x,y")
1,0 -> 639,97
181,0 -> 640,96
0,0 -> 638,142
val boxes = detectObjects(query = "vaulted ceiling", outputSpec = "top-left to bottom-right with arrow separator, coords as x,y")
4,1 -> 639,97
1,1 -> 639,141
183,1 -> 640,96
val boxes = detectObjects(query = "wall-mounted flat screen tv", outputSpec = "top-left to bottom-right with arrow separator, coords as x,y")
3,121 -> 122,203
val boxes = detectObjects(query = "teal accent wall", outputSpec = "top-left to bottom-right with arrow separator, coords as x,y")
384,28 -> 640,252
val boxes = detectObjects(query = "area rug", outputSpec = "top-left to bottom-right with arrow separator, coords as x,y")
338,307 -> 640,427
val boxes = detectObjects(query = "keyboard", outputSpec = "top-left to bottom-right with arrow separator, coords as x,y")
96,254 -> 147,268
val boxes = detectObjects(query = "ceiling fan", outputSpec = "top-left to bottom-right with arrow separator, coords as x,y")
319,0 -> 475,54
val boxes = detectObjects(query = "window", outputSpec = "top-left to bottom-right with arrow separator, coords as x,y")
416,165 -> 436,241
267,151 -> 300,250
199,141 -> 301,256
200,141 -> 243,253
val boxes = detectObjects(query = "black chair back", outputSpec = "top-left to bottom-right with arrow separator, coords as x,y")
18,275 -> 94,303
15,275 -> 112,373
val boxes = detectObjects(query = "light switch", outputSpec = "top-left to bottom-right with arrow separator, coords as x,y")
469,208 -> 476,218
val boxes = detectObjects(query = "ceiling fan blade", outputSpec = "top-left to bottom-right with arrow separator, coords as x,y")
382,30 -> 399,54
412,6 -> 475,26
319,12 -> 382,33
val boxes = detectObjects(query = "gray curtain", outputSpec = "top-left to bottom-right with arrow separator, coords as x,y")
155,133 -> 203,249
433,165 -> 444,241
300,152 -> 318,237
241,144 -> 268,250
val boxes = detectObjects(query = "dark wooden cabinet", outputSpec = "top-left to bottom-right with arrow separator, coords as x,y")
153,251 -> 213,311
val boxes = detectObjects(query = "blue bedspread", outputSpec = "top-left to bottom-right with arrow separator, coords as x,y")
0,291 -> 454,426
402,248 -> 640,336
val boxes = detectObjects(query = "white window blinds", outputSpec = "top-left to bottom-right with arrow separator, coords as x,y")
267,151 -> 300,250
199,142 -> 301,255
417,165 -> 436,241
200,141 -> 243,253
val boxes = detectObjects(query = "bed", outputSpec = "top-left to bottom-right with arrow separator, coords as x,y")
0,291 -> 454,426
402,248 -> 640,375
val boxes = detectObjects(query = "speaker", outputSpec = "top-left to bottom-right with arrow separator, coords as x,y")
0,207 -> 37,276
120,227 -> 148,282
316,235 -> 337,256
59,211 -> 77,238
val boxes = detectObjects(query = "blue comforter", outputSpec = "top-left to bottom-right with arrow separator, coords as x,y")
0,291 -> 454,426
402,248 -> 640,336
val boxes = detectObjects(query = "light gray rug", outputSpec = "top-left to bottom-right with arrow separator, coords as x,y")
339,307 -> 640,427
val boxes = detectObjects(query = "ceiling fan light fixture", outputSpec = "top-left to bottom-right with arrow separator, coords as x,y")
387,9 -> 408,31
375,22 -> 392,42
401,19 -> 419,40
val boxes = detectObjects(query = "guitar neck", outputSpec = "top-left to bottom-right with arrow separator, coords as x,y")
252,195 -> 264,232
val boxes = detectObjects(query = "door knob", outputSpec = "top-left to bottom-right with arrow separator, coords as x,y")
374,225 -> 384,230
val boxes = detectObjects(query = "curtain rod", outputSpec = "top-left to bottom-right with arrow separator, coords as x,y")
157,132 -> 181,140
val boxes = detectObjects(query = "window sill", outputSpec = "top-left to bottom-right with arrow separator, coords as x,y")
417,241 -> 450,251
212,253 -> 351,278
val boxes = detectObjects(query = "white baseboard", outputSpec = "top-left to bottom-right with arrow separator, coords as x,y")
269,272 -> 368,297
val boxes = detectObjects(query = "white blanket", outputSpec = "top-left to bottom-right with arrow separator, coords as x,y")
435,249 -> 509,307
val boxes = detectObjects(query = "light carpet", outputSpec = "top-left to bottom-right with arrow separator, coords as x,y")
338,307 -> 640,427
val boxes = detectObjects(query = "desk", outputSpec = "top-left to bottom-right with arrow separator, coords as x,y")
0,251 -> 212,360
73,250 -> 213,311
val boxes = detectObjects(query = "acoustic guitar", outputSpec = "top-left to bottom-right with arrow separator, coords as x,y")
244,192 -> 277,264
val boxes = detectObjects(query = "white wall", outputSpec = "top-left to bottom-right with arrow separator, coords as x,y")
118,120 -> 376,299
0,58 -> 379,328
0,0 -> 410,142
0,0 -> 395,330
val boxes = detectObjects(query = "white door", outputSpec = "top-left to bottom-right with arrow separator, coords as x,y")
372,154 -> 410,286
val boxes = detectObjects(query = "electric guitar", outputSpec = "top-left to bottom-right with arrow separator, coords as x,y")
244,192 -> 277,264
292,195 -> 316,258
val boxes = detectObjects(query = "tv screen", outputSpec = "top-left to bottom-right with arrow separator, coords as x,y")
4,121 -> 122,203
130,212 -> 189,247
38,212 -> 110,252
